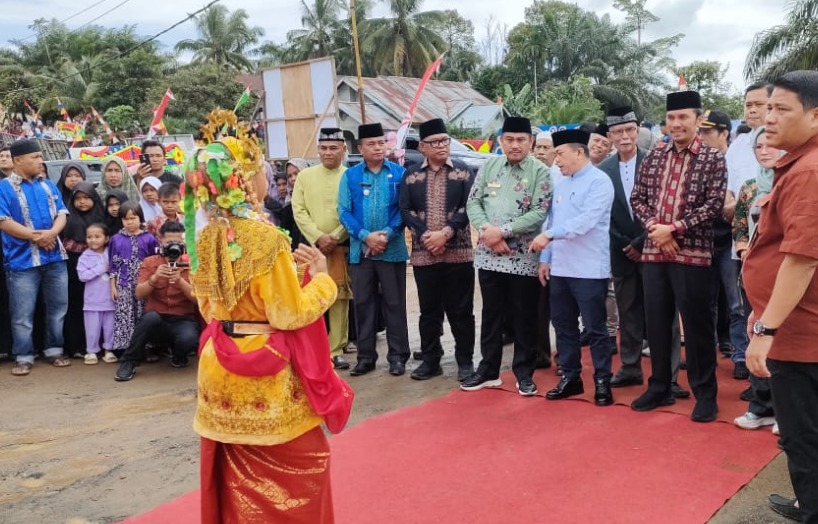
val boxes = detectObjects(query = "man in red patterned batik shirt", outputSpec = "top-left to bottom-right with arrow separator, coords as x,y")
629,90 -> 727,423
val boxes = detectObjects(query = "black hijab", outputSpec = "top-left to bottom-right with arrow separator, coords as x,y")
63,181 -> 105,243
56,161 -> 87,207
104,189 -> 129,234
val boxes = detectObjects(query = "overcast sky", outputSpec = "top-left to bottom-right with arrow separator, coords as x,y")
0,0 -> 787,90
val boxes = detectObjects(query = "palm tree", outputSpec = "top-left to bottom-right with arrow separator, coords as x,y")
175,5 -> 263,72
286,0 -> 344,61
745,0 -> 818,81
361,0 -> 447,77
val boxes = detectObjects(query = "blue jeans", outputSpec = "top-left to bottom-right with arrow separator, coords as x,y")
713,247 -> 749,362
550,276 -> 612,381
6,261 -> 68,363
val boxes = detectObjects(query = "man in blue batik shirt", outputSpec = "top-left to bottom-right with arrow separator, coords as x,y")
531,129 -> 615,406
338,123 -> 410,377
0,139 -> 71,376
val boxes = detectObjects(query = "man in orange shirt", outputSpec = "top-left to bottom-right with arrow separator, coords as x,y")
115,221 -> 199,380
744,70 -> 818,521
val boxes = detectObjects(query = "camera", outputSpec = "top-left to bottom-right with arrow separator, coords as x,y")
161,241 -> 186,267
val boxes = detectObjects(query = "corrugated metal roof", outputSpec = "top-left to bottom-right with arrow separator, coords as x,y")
337,75 -> 502,130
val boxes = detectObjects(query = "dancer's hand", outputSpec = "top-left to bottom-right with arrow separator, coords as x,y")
294,244 -> 327,277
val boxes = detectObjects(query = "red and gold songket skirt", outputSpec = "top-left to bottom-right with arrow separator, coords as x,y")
200,427 -> 334,523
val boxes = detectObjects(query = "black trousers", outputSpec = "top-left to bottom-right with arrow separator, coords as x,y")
613,265 -> 645,374
64,252 -> 86,355
643,263 -> 717,403
349,258 -> 409,365
413,262 -> 475,367
476,269 -> 538,381
769,359 -> 818,523
537,280 -> 552,364
121,312 -> 200,362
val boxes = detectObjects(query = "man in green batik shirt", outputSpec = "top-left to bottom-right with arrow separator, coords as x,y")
463,116 -> 553,397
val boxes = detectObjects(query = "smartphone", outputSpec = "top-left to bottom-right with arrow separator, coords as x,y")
139,153 -> 150,167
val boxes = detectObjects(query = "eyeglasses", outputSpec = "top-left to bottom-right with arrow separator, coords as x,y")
609,127 -> 638,137
422,137 -> 451,148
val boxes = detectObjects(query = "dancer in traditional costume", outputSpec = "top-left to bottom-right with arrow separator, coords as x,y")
185,110 -> 354,524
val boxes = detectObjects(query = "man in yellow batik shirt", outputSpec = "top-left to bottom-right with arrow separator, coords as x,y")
291,128 -> 352,370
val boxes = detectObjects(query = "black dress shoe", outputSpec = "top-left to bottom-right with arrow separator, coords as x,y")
517,377 -> 538,396
555,364 -> 563,376
691,401 -> 718,423
412,350 -> 423,361
410,362 -> 442,380
349,361 -> 376,376
740,386 -> 754,402
610,372 -> 644,388
457,363 -> 474,382
594,379 -> 613,406
332,356 -> 351,370
388,362 -> 406,376
671,382 -> 690,399
631,390 -> 675,411
545,377 -> 584,400
769,494 -> 802,521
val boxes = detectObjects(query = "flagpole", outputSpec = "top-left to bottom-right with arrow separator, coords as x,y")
350,0 -> 366,124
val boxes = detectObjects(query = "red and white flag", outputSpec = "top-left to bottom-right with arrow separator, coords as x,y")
146,89 -> 175,138
395,55 -> 445,149
678,73 -> 688,91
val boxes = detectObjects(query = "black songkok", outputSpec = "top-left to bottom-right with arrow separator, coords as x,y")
318,128 -> 344,142
9,139 -> 42,158
358,123 -> 384,140
501,116 -> 532,134
419,118 -> 448,140
666,90 -> 702,111
552,129 -> 591,147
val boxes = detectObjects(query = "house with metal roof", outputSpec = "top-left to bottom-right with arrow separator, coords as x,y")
336,75 -> 508,138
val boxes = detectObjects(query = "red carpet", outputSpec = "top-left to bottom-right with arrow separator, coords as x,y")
122,387 -> 779,524
499,349 -> 750,423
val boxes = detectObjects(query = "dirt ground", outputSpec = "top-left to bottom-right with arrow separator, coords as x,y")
0,269 -> 795,524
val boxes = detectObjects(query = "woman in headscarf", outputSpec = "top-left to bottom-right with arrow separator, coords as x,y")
186,113 -> 353,524
733,127 -> 781,258
56,162 -> 86,207
103,189 -> 129,234
138,176 -> 163,223
97,157 -> 140,202
280,158 -> 308,249
61,181 -> 106,358
732,125 -> 785,434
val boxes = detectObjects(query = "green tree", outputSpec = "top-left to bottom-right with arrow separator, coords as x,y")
92,48 -> 167,110
286,0 -> 344,61
175,5 -> 264,72
745,0 -> 818,80
361,0 -> 447,77
431,10 -> 483,82
142,64 -> 246,133
613,0 -> 658,45
471,64 -> 518,100
103,105 -> 139,131
500,83 -> 534,117
531,76 -> 603,125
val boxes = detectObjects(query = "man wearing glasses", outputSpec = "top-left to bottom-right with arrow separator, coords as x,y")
400,119 -> 476,381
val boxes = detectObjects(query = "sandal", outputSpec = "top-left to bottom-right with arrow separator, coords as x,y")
84,354 -> 99,365
48,357 -> 71,368
11,362 -> 33,376
102,351 -> 118,364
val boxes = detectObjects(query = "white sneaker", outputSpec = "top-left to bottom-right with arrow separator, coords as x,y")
102,351 -> 118,363
772,422 -> 780,435
734,412 -> 775,430
84,353 -> 99,365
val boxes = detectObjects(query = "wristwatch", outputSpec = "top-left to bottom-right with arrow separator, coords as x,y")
752,320 -> 778,337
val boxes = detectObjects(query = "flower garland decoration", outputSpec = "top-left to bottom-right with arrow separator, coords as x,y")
182,109 -> 266,270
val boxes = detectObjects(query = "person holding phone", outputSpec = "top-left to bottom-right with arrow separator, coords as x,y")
114,220 -> 198,380
135,140 -> 182,186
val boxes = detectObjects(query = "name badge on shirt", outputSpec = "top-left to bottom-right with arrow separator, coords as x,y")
487,181 -> 501,189
361,182 -> 372,196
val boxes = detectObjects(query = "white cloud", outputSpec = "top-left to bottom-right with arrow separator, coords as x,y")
0,0 -> 786,87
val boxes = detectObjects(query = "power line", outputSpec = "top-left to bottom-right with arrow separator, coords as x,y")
17,0 -> 113,43
5,0 -> 222,100
72,0 -> 136,34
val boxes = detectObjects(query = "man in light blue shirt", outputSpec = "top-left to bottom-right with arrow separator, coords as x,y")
531,129 -> 615,406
